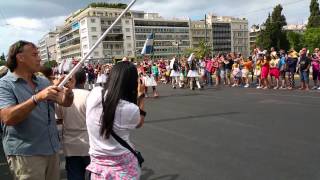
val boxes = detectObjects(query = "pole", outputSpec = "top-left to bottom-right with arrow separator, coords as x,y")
205,14 -> 207,45
58,0 -> 137,88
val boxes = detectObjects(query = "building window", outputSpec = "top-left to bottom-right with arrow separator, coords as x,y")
94,52 -> 99,56
126,36 -> 131,40
126,28 -> 130,32
91,18 -> 96,23
127,43 -> 132,48
91,27 -> 97,32
92,35 -> 98,40
82,36 -> 87,41
80,20 -> 85,25
81,28 -> 87,33
83,44 -> 88,49
125,20 -> 130,24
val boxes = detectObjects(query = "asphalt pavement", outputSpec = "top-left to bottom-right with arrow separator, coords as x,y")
1,84 -> 320,180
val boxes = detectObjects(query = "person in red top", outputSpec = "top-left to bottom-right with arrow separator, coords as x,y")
261,55 -> 270,89
205,57 -> 213,86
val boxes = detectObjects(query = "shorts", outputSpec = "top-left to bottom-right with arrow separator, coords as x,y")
300,70 -> 309,82
312,70 -> 320,81
280,70 -> 286,79
225,69 -> 231,78
215,69 -> 220,77
241,69 -> 249,78
220,70 -> 225,78
269,68 -> 280,79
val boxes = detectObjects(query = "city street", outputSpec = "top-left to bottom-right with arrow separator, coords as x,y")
134,85 -> 320,180
1,84 -> 320,180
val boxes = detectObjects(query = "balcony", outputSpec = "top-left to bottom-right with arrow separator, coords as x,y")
60,43 -> 81,52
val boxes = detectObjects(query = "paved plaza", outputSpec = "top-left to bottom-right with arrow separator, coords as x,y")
1,85 -> 320,180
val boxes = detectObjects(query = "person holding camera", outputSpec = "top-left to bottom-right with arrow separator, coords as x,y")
86,61 -> 145,179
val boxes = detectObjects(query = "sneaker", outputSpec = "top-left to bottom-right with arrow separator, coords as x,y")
244,84 -> 249,88
256,86 -> 262,89
317,86 -> 320,90
273,86 -> 279,90
232,84 -> 236,87
312,86 -> 318,90
279,86 -> 286,90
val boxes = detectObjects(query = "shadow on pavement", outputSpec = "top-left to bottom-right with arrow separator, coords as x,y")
141,167 -> 179,180
146,112 -> 240,124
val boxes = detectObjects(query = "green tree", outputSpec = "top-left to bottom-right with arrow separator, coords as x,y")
88,3 -> 127,9
43,60 -> 57,68
257,5 -> 289,50
303,28 -> 320,51
195,41 -> 211,59
287,31 -> 303,50
183,48 -> 195,57
307,0 -> 320,28
0,53 -> 5,61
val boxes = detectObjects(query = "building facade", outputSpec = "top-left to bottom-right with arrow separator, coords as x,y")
38,31 -> 59,62
207,14 -> 249,57
134,13 -> 191,59
47,5 -> 250,63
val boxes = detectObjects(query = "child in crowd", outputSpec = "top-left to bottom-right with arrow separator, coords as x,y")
232,59 -> 241,87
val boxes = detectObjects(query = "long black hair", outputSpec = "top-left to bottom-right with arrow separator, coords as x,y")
100,61 -> 138,139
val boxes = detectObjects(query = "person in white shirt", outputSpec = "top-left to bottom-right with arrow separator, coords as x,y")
86,61 -> 145,179
56,68 -> 90,180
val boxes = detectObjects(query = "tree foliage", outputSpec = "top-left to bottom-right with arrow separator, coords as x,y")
195,41 -> 211,59
287,31 -> 303,51
88,3 -> 127,9
0,53 -> 5,61
256,5 -> 289,50
303,28 -> 320,52
183,41 -> 211,59
43,60 -> 58,68
307,0 -> 320,28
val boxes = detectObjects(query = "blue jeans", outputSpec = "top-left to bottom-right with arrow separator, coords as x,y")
206,70 -> 212,85
300,70 -> 309,83
65,156 -> 90,180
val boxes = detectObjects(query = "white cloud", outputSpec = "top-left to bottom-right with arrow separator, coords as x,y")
0,16 -> 65,54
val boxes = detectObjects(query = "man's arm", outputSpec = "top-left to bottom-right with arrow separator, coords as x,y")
1,86 -> 61,126
1,98 -> 36,126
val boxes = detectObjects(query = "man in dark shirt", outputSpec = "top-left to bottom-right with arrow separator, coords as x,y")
299,48 -> 311,90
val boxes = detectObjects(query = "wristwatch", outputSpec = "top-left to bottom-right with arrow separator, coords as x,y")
140,109 -> 147,116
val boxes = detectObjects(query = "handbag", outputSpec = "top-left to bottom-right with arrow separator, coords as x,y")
111,130 -> 144,167
101,89 -> 144,167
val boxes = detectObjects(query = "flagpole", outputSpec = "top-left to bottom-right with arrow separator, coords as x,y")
58,0 -> 137,88
151,31 -> 155,62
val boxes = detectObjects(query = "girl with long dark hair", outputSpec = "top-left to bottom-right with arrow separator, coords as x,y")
86,61 -> 145,179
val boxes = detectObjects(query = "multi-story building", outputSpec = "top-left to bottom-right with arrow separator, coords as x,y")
38,31 -> 59,62
249,25 -> 261,51
133,13 -> 191,59
56,6 -> 135,63
283,24 -> 306,33
190,20 -> 212,51
51,4 -> 250,63
207,14 -> 249,57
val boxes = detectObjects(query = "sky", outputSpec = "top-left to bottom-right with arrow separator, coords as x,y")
0,0 -> 313,55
